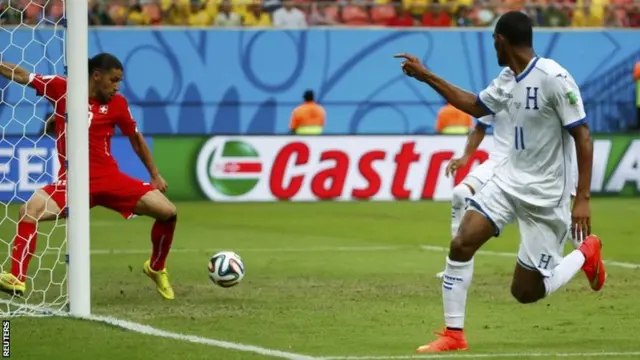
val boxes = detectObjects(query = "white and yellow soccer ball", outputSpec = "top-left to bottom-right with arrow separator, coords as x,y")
208,251 -> 245,288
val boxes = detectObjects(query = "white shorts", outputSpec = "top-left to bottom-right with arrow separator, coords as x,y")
467,179 -> 571,277
463,159 -> 498,192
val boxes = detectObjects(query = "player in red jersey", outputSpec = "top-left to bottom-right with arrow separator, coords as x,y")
0,53 -> 177,300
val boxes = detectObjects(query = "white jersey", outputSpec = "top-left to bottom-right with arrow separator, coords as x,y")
477,110 -> 511,164
477,57 -> 586,207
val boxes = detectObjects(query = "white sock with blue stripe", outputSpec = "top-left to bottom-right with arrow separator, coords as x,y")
442,256 -> 474,330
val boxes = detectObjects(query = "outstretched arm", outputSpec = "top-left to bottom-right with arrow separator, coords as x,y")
394,53 -> 491,118
0,61 -> 32,85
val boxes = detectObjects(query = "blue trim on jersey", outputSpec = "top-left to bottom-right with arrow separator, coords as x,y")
564,117 -> 586,130
515,57 -> 539,83
467,198 -> 500,237
476,121 -> 490,130
475,94 -> 495,115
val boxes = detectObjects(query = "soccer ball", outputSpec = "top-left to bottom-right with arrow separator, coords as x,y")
208,251 -> 245,288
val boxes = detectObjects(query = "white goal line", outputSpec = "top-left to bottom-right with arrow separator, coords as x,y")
3,243 -> 640,360
2,299 -> 639,360
35,244 -> 640,270
3,297 -> 640,360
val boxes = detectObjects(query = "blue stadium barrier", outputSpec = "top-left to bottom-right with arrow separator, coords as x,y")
0,28 -> 638,135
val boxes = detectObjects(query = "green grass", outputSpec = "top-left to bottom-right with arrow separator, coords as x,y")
1,199 -> 640,360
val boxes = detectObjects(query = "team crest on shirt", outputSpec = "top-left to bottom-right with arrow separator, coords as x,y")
99,105 -> 108,114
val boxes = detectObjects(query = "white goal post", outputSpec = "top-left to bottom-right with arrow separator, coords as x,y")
0,0 -> 90,317
66,0 -> 91,317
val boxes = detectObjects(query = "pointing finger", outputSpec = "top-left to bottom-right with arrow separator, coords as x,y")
394,53 -> 417,61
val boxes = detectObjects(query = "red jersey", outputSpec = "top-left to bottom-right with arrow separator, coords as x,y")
28,74 -> 138,180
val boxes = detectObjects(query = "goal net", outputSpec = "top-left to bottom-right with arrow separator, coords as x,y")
0,0 -> 89,316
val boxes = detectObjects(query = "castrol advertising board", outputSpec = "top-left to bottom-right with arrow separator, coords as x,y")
195,136 -> 494,202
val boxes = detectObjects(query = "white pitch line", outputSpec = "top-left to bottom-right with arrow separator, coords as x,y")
87,314 -> 320,360
3,243 -> 640,360
85,246 -> 405,255
0,299 -> 319,360
321,352 -> 640,359
34,244 -> 640,269
419,245 -> 640,269
28,246 -> 405,257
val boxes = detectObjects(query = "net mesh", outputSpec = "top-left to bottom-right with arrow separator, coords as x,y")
0,0 -> 68,316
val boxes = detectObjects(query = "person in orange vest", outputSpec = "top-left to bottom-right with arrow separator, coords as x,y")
634,61 -> 640,129
435,103 -> 474,134
289,90 -> 326,135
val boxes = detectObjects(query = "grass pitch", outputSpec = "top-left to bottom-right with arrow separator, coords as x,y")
1,199 -> 640,360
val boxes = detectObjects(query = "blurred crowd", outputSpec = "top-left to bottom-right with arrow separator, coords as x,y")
0,0 -> 639,27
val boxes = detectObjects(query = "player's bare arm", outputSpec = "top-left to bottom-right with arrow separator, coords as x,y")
43,113 -> 56,135
128,132 -> 168,192
0,61 -> 31,84
0,63 -> 63,225
568,123 -> 593,238
393,53 -> 490,119
446,123 -> 487,177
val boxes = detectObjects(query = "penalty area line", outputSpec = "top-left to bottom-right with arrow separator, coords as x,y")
94,245 -> 640,270
36,244 -> 640,270
88,245 -> 405,255
419,245 -> 640,270
320,352 -> 640,359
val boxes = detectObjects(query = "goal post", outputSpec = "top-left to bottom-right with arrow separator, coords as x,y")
0,0 -> 90,317
65,0 -> 91,317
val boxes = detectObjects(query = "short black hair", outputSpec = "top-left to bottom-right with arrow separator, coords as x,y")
88,53 -> 123,75
494,11 -> 533,47
303,90 -> 314,102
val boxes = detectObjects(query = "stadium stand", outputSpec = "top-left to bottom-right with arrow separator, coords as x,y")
0,0 -> 638,27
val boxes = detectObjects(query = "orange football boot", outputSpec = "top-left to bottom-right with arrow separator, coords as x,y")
416,329 -> 468,353
579,234 -> 606,291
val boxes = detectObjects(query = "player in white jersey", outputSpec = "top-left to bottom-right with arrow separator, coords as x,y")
446,111 -> 511,238
395,11 -> 605,354
438,112 -> 582,279
447,111 -> 578,240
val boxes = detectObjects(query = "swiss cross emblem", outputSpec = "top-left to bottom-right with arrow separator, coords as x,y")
99,105 -> 108,114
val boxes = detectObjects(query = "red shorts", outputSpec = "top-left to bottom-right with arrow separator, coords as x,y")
42,172 -> 155,219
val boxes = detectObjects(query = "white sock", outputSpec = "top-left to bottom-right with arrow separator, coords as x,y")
543,250 -> 585,296
442,257 -> 474,329
451,184 -> 473,237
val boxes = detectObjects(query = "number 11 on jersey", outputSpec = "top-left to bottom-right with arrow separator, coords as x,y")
514,126 -> 525,150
